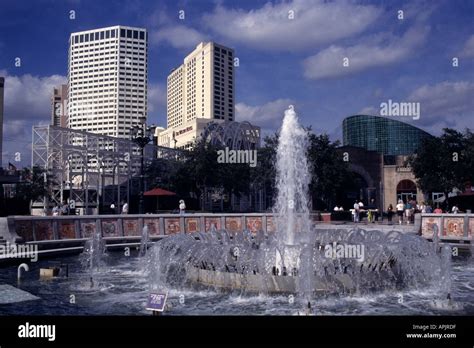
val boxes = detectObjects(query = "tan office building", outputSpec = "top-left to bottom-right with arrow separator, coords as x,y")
51,84 -> 69,127
157,42 -> 235,149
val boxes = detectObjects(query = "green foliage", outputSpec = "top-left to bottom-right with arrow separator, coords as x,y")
15,166 -> 55,203
250,133 -> 278,192
144,128 -> 349,212
408,128 -> 474,202
307,132 -> 350,209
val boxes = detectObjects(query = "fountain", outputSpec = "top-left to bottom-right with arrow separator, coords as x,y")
81,229 -> 107,287
148,106 -> 445,301
139,224 -> 150,258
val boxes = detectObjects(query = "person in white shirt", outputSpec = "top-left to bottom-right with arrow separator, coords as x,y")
121,202 -> 129,214
451,205 -> 459,214
179,200 -> 186,215
396,200 -> 404,224
353,201 -> 360,222
52,205 -> 60,216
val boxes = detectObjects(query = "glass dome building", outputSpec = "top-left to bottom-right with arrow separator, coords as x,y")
342,115 -> 433,156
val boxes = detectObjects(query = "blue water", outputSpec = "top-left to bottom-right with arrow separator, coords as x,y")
0,252 -> 473,315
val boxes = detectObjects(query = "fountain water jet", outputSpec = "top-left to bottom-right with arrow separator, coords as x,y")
273,105 -> 311,246
139,225 -> 150,258
148,106 -> 445,299
81,230 -> 106,288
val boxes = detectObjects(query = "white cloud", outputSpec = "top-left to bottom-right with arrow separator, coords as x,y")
236,98 -> 294,131
357,106 -> 379,115
0,71 -> 66,166
203,0 -> 381,52
147,82 -> 167,127
303,25 -> 430,80
356,81 -> 474,134
3,119 -> 30,138
461,34 -> 474,58
148,82 -> 166,113
2,71 -> 67,123
150,25 -> 208,49
407,81 -> 474,131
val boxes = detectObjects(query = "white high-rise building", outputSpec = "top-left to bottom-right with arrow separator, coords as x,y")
68,26 -> 148,138
157,42 -> 235,149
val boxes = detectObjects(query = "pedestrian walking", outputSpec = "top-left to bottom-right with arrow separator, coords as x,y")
179,199 -> 186,215
61,201 -> 69,216
387,204 -> 394,223
353,201 -> 360,223
52,205 -> 60,216
396,200 -> 404,225
121,201 -> 129,214
405,201 -> 413,224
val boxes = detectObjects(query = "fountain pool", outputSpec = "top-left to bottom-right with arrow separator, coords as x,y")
0,252 -> 473,315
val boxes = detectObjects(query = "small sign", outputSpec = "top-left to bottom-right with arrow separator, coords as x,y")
396,166 -> 411,173
146,292 -> 167,312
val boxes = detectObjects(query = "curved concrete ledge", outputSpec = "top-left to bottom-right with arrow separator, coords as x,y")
184,265 -> 356,294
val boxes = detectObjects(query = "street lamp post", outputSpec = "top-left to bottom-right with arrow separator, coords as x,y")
130,117 -> 156,214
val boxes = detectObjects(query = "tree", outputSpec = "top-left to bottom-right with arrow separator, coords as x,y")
145,157 -> 182,193
14,166 -> 56,213
307,132 -> 350,210
143,128 -> 350,212
408,128 -> 473,208
250,133 -> 278,210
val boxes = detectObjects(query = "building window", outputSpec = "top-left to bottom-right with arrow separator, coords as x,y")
106,30 -> 110,39
140,31 -> 145,40
111,30 -> 116,38
100,31 -> 105,40
120,29 -> 126,38
127,29 -> 132,38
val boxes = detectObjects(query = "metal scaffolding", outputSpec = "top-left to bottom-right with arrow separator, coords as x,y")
201,121 -> 261,150
31,125 -> 181,211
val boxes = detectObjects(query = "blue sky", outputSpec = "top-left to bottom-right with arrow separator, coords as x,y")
0,0 -> 473,166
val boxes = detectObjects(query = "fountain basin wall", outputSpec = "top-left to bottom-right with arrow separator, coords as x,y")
151,227 -> 446,296
1,213 -> 325,243
185,265 -> 356,294
1,213 -> 472,263
3,213 -> 474,242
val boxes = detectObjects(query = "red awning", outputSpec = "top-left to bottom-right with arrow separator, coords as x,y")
143,188 -> 176,196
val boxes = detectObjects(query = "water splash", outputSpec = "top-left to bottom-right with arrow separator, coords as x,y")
81,229 -> 107,288
139,224 -> 150,258
273,105 -> 312,246
147,106 -> 445,302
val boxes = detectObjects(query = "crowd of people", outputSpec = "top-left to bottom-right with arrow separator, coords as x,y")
51,202 -> 70,216
45,199 -> 186,216
334,198 -> 463,224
